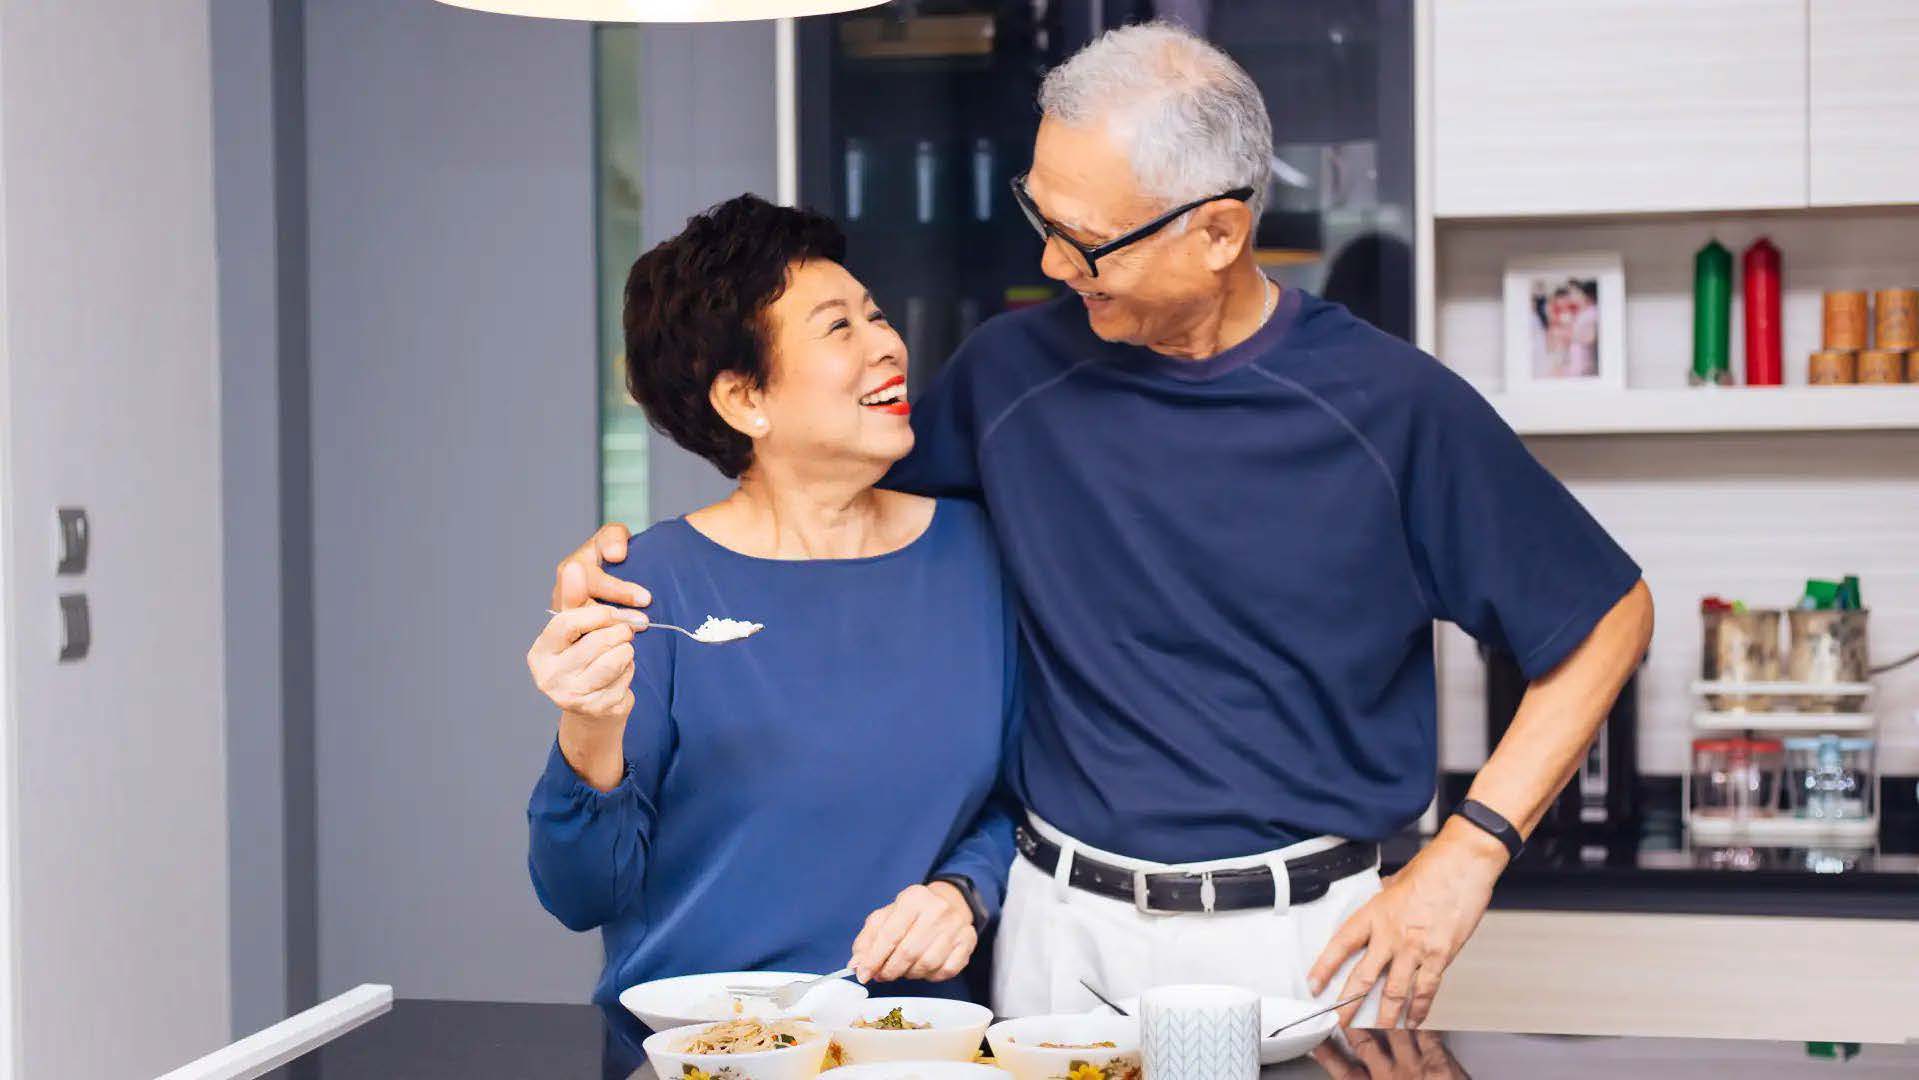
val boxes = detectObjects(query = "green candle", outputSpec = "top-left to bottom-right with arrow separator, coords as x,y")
1693,239 -> 1732,384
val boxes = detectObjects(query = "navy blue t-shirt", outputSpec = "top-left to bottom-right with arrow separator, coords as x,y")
886,288 -> 1640,863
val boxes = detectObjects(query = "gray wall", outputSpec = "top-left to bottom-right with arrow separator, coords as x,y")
302,0 -> 604,1001
636,21 -> 775,519
0,1 -> 232,1075
209,2 -> 781,1018
212,0 -> 297,1037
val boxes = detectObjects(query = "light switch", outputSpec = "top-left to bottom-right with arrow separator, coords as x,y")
57,594 -> 89,662
55,507 -> 88,575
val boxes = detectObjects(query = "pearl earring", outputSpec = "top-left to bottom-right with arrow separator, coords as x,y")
754,417 -> 766,427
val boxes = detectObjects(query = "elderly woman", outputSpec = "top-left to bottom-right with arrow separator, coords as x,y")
524,194 -> 1017,1077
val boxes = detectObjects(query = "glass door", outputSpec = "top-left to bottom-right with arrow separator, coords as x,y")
796,1 -> 1099,393
1143,1 -> 1414,340
797,0 -> 1416,385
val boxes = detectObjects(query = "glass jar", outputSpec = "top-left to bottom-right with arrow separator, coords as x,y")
1694,737 -> 1783,819
1701,608 -> 1782,711
1785,734 -> 1874,820
1786,609 -> 1869,711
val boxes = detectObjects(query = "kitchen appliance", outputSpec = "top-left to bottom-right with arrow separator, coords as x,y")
1483,645 -> 1639,840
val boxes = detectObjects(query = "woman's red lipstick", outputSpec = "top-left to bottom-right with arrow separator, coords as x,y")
860,374 -> 910,415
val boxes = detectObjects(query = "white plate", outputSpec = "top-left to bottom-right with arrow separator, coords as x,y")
827,1065 -> 1009,1079
620,970 -> 868,1033
828,997 -> 994,1065
1110,994 -> 1334,1065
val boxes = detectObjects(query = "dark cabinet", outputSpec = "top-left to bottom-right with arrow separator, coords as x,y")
797,0 -> 1414,389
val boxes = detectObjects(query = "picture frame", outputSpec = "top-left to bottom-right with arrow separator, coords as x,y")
1502,252 -> 1627,392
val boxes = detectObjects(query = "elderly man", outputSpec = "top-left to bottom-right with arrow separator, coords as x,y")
556,22 -> 1651,1030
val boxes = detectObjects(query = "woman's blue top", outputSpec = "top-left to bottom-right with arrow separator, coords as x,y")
526,499 -> 1019,1072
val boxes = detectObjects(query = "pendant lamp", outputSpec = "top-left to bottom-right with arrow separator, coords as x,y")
432,0 -> 889,22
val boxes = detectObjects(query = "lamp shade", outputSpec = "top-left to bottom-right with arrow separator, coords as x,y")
432,0 -> 889,22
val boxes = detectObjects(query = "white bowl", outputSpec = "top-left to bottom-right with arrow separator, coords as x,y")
828,997 -> 993,1065
620,971 -> 868,1032
1109,994 -> 1334,1065
642,1019 -> 829,1080
985,1014 -> 1140,1080
827,1065 -> 1009,1079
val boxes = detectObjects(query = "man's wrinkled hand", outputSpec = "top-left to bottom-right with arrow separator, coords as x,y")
1307,820 -> 1507,1029
551,522 -> 650,612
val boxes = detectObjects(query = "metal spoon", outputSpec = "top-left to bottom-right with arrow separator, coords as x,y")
1266,992 -> 1367,1038
543,609 -> 761,645
1079,979 -> 1131,1017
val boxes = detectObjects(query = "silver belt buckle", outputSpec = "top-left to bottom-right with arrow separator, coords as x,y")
1132,869 -> 1168,916
1133,869 -> 1216,914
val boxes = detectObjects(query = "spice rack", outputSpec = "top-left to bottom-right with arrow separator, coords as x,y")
1683,681 -> 1880,846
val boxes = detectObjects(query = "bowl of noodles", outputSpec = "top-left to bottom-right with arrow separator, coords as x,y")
984,1015 -> 1141,1080
642,1018 -> 829,1080
620,971 -> 869,1033
827,997 -> 993,1065
827,1065 -> 1008,1078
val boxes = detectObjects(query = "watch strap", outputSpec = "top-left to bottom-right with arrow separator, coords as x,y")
929,874 -> 989,927
1454,798 -> 1525,860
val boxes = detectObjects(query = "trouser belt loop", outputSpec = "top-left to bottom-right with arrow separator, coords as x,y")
1052,835 -> 1077,900
1264,853 -> 1292,913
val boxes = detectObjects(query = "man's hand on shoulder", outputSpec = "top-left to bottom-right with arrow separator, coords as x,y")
552,522 -> 651,612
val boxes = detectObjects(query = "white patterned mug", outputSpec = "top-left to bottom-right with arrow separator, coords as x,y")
1140,984 -> 1259,1080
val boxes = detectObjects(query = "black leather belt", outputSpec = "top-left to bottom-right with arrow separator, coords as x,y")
1015,825 -> 1377,914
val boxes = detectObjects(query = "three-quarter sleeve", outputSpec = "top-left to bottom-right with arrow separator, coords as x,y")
929,579 -> 1024,923
526,614 -> 678,933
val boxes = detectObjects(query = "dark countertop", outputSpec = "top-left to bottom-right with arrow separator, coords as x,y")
1380,825 -> 1919,920
266,999 -> 1919,1078
1395,780 -> 1919,919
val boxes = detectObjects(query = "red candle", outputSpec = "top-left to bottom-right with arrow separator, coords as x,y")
1743,237 -> 1782,386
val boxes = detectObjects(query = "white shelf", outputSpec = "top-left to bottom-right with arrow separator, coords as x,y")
1691,680 -> 1874,698
1482,385 -> 1919,436
1692,711 -> 1877,733
1688,815 -> 1879,846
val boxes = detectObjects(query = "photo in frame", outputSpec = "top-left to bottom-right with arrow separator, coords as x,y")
1502,253 -> 1627,392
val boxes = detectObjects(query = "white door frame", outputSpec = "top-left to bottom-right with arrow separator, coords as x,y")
0,19 -> 22,1069
774,17 -> 797,206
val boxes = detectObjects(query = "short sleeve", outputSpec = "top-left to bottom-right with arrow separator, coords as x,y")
1404,370 -> 1641,679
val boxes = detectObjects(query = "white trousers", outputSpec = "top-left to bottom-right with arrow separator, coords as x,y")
991,815 -> 1388,1028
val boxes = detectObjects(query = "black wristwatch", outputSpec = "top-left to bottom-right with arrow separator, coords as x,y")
1452,799 -> 1526,861
929,874 -> 989,927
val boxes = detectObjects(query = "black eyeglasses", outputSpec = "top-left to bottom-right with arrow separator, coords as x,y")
1009,173 -> 1255,279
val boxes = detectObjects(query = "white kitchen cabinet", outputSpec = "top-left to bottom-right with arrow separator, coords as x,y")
1809,0 -> 1919,207
1432,0 -> 1808,218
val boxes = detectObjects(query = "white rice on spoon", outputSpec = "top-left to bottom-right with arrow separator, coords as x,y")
692,616 -> 764,643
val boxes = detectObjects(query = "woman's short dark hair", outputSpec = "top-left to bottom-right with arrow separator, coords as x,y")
622,193 -> 847,479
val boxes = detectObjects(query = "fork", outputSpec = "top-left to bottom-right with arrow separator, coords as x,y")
724,966 -> 856,1012
542,609 -> 755,646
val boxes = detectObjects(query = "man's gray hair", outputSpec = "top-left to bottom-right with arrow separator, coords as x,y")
1039,21 -> 1273,222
